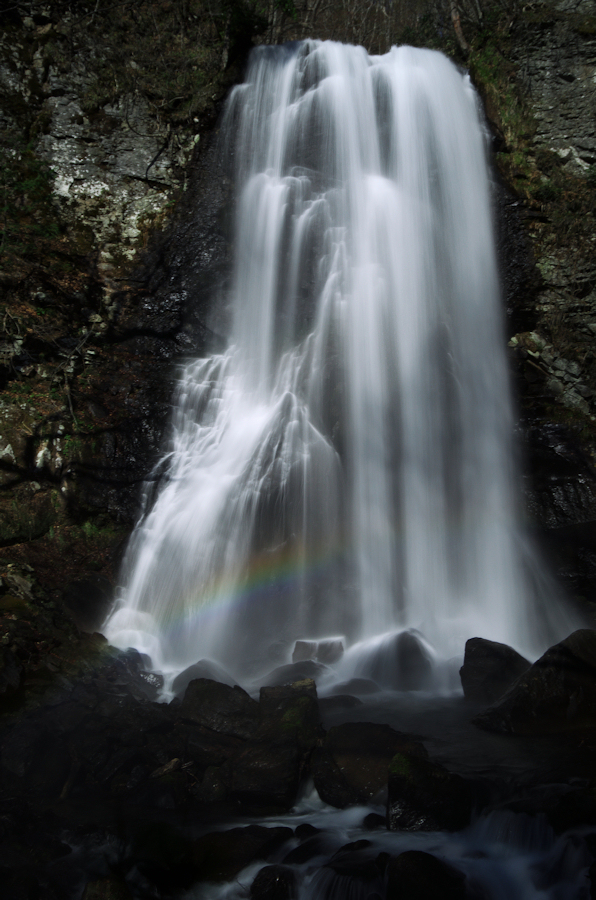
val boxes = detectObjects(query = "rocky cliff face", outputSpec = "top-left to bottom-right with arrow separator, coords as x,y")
0,0 -> 248,681
495,0 -> 596,610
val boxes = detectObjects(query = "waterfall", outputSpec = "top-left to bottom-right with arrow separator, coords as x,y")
105,40 -> 573,683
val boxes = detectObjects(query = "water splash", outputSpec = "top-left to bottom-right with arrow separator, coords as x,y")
105,40 -> 574,681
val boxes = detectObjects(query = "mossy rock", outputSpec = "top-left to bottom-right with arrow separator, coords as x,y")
387,752 -> 472,831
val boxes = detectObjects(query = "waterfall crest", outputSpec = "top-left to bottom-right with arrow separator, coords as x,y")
105,40 -> 573,682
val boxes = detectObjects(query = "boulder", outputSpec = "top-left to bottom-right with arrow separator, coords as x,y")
179,678 -> 260,739
460,637 -> 530,703
319,694 -> 363,713
473,629 -> 596,734
356,630 -> 433,690
385,851 -> 468,900
191,825 -> 293,882
307,841 -> 385,899
258,660 -> 327,687
172,659 -> 237,697
219,740 -> 302,811
250,865 -> 296,900
387,752 -> 472,831
292,638 -> 344,664
312,722 -> 426,808
258,678 -> 323,750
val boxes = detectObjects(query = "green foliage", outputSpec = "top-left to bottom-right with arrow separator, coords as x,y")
587,166 -> 596,190
0,139 -> 59,261
389,753 -> 413,779
79,0 -> 268,122
534,180 -> 562,204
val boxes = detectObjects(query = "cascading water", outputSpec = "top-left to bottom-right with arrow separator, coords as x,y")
105,39 -> 574,683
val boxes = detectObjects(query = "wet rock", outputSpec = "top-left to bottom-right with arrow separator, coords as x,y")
258,678 -> 323,751
282,833 -> 332,865
179,678 -> 260,739
250,864 -> 296,900
385,850 -> 468,900
362,812 -> 386,830
62,575 -> 113,633
219,740 -> 302,811
259,659 -> 327,687
473,629 -> 596,734
181,722 -> 244,771
308,841 -> 385,899
387,752 -> 472,831
292,638 -> 343,664
356,630 -> 433,690
171,659 -> 237,697
312,722 -> 426,809
191,825 -> 293,883
460,637 -> 531,703
82,876 -> 134,899
319,693 -> 363,712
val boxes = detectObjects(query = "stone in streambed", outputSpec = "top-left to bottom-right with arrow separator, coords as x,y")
172,659 -> 237,697
312,721 -> 426,808
179,678 -> 259,739
250,865 -> 296,900
319,693 -> 363,712
473,629 -> 596,734
258,659 -> 327,687
191,825 -> 293,883
218,740 -> 302,811
387,752 -> 472,831
460,637 -> 531,703
385,850 -> 469,900
258,678 -> 323,750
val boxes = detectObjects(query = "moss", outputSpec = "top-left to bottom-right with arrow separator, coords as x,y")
389,752 -> 413,780
573,15 -> 596,35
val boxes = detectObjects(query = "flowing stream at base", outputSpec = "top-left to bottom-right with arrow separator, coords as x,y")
105,39 -> 575,684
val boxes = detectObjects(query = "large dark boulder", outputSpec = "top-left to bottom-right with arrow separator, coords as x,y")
179,678 -> 259,739
387,752 -> 472,831
219,740 -> 302,811
250,865 -> 296,900
191,825 -> 293,882
460,637 -> 531,703
473,629 -> 596,734
356,630 -> 433,690
305,841 -> 385,900
312,722 -> 426,808
171,659 -> 237,697
385,851 -> 469,900
258,678 -> 323,750
258,660 -> 327,687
